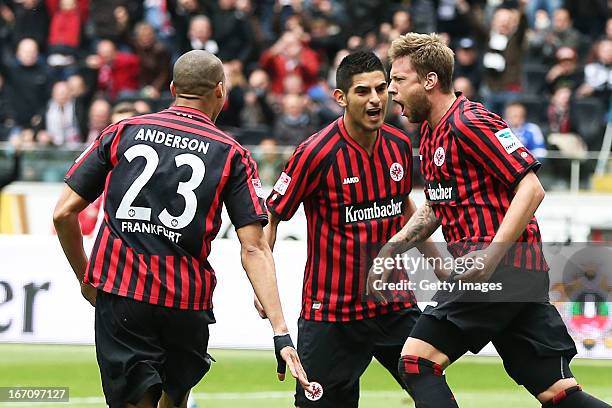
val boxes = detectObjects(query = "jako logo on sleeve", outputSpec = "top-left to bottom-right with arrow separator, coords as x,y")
495,128 -> 523,154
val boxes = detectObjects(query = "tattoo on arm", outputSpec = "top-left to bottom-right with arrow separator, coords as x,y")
392,201 -> 441,246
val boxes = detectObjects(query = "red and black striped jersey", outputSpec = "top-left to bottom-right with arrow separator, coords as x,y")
267,117 -> 416,322
65,105 -> 267,312
420,93 -> 548,271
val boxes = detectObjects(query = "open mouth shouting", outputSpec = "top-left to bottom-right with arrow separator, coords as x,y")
366,107 -> 383,121
392,98 -> 405,115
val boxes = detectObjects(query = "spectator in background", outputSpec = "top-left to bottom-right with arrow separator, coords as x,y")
40,81 -> 80,146
66,73 -> 92,140
0,38 -> 49,132
110,101 -> 137,122
308,16 -> 345,66
326,49 -> 350,88
565,0 -> 608,40
86,39 -> 140,101
10,0 -> 48,52
253,137 -> 285,186
213,0 -> 254,64
133,99 -> 152,114
604,17 -> 612,42
132,22 -> 171,99
47,0 -> 82,55
308,77 -> 343,124
85,99 -> 111,142
260,31 -> 320,95
216,61 -> 245,129
283,73 -> 305,96
391,9 -> 412,37
577,39 -> 612,109
504,102 -> 548,159
241,69 -> 275,129
88,0 -> 143,46
453,76 -> 479,101
168,0 -> 213,56
186,15 -> 219,55
475,2 -> 528,114
547,86 -> 575,133
0,74 -> 13,141
273,93 -> 317,145
546,46 -> 584,92
453,37 -> 482,90
525,0 -> 562,28
528,8 -> 584,66
46,0 -> 83,79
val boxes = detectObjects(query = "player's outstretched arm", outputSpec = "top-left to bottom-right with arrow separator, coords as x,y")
457,171 -> 545,282
53,185 -> 97,306
236,222 -> 311,391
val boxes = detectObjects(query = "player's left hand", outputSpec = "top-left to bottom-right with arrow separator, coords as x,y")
274,334 -> 312,393
80,282 -> 97,307
452,247 -> 501,283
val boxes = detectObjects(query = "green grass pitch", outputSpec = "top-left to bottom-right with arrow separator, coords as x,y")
0,344 -> 610,407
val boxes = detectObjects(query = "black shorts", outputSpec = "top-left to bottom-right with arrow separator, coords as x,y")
294,307 -> 420,408
411,301 -> 578,395
95,290 -> 215,408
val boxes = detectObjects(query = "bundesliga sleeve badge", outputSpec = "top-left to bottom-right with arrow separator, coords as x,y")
495,128 -> 523,154
273,172 -> 292,195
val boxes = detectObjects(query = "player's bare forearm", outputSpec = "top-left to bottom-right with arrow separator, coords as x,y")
264,211 -> 281,251
53,186 -> 90,282
238,223 -> 289,335
490,171 -> 545,262
387,200 -> 441,255
403,198 -> 448,279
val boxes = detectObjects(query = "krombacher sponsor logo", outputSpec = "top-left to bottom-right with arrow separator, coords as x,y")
343,196 -> 405,224
426,180 -> 456,202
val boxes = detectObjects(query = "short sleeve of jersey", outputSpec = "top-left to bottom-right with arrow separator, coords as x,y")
266,143 -> 320,221
64,125 -> 117,202
454,107 -> 540,189
223,148 -> 268,229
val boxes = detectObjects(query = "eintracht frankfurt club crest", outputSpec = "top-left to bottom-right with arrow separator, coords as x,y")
389,162 -> 404,182
305,382 -> 324,401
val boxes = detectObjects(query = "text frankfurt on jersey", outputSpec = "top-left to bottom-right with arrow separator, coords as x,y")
343,196 -> 405,224
121,221 -> 182,243
135,128 -> 210,154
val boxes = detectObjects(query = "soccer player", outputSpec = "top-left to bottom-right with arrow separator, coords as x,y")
53,50 -> 310,408
383,33 -> 611,408
257,51 -> 445,407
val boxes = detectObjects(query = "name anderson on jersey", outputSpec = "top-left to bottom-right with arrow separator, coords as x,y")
135,127 -> 210,154
345,198 -> 403,223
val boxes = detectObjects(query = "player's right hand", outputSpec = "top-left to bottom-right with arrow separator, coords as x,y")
254,295 -> 267,319
80,282 -> 97,307
367,243 -> 396,306
274,334 -> 312,393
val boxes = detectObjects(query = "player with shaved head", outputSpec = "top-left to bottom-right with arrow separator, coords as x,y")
54,50 -> 310,408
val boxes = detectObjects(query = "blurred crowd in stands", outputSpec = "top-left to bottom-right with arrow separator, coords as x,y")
0,0 -> 610,185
